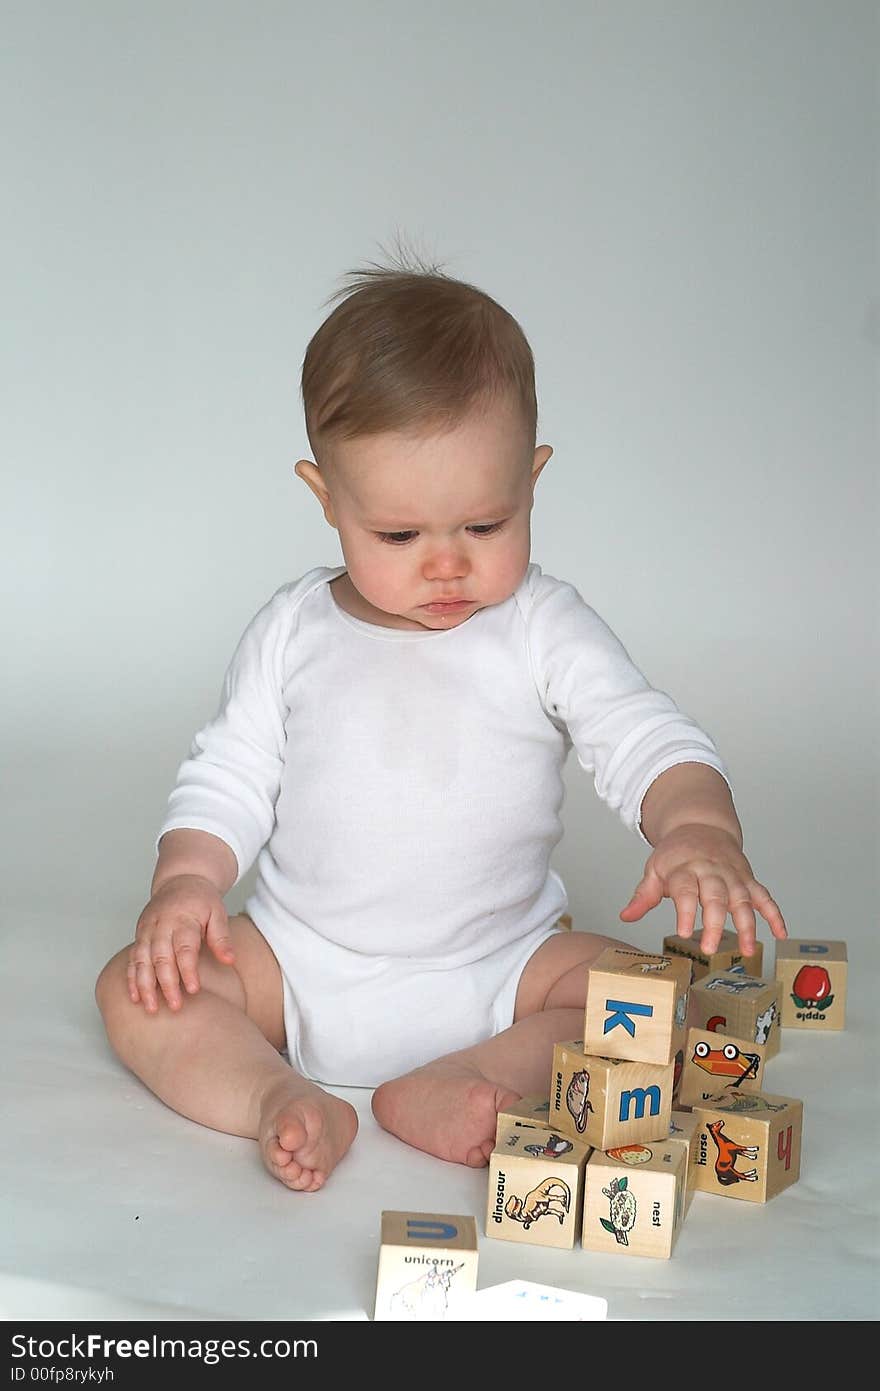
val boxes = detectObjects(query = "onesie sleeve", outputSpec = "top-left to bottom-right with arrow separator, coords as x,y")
525,570 -> 732,845
154,586 -> 293,886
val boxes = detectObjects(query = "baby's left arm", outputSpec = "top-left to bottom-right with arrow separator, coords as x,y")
619,762 -> 787,958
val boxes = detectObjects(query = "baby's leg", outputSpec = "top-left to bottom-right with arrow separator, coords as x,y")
371,929 -> 633,1166
95,914 -> 357,1191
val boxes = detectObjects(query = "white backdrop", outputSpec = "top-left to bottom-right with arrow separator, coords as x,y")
1,0 -> 878,1324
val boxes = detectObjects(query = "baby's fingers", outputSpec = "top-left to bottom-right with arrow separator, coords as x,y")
665,867 -> 700,941
127,943 -> 162,1013
204,904 -> 235,967
727,888 -> 758,958
152,943 -> 189,1012
749,879 -> 787,941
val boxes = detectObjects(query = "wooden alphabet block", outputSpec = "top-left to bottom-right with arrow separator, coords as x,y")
583,947 -> 692,1065
666,1109 -> 700,1212
678,1025 -> 768,1109
374,1211 -> 479,1321
690,1091 -> 803,1203
662,928 -> 764,982
549,1039 -> 673,1150
486,1130 -> 591,1249
495,1095 -> 554,1143
581,1143 -> 688,1259
688,970 -> 781,1059
774,938 -> 847,1030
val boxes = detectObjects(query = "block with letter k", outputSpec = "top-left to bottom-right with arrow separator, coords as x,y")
583,946 -> 693,1065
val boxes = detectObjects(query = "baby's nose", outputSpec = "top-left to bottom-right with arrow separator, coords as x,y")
422,544 -> 469,578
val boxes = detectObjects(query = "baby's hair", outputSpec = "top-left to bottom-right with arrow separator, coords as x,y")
300,233 -> 538,463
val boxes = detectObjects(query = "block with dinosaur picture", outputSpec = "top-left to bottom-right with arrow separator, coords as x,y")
486,1129 -> 592,1249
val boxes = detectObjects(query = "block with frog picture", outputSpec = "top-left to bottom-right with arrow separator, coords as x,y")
662,928 -> 764,982
688,970 -> 781,1059
581,1142 -> 688,1259
486,1128 -> 592,1249
678,1026 -> 768,1109
374,1211 -> 479,1321
549,1039 -> 674,1150
583,947 -> 691,1065
691,1091 -> 803,1203
774,938 -> 847,1030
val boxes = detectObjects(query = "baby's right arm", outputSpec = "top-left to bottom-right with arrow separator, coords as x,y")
127,828 -> 239,1014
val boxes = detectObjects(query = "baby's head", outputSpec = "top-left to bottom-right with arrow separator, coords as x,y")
294,250 -> 552,631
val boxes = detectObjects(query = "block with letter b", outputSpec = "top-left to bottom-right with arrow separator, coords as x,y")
374,1211 -> 478,1321
774,938 -> 847,1030
583,947 -> 691,1065
662,928 -> 763,982
690,1091 -> 803,1203
549,1040 -> 673,1150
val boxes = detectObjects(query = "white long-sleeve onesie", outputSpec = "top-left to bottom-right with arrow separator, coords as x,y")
156,562 -> 730,1086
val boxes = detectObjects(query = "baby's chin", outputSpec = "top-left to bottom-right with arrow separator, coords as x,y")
406,602 -> 481,631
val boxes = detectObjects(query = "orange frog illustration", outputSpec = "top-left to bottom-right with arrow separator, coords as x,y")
692,1040 -> 761,1090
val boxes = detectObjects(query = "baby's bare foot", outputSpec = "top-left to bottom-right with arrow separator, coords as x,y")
258,1078 -> 358,1192
371,1059 -> 519,1168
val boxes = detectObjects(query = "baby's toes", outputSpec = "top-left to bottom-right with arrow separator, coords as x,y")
464,1140 -> 492,1168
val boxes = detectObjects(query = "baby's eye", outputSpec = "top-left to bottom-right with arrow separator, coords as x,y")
375,522 -> 506,546
377,531 -> 418,545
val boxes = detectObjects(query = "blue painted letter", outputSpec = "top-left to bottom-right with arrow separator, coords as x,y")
603,999 -> 653,1037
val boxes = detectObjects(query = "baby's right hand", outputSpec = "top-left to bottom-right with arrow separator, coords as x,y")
127,875 -> 235,1013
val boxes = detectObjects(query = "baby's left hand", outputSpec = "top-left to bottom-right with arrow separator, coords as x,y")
619,824 -> 787,958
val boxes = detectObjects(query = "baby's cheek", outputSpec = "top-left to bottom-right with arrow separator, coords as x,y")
489,541 -> 531,600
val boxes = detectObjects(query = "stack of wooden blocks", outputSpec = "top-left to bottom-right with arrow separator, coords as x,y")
373,933 -> 848,1315
484,932 -> 847,1260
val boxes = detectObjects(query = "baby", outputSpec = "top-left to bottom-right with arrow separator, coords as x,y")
95,253 -> 787,1193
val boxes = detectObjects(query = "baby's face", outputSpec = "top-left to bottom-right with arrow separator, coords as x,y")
296,393 -> 552,631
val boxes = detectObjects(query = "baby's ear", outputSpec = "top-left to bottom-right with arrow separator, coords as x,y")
294,460 -> 337,527
532,445 -> 553,482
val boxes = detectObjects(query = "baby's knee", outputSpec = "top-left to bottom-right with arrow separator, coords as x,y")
94,946 -> 132,1021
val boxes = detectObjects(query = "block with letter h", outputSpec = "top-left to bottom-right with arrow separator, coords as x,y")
373,1211 -> 478,1321
690,1091 -> 803,1203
